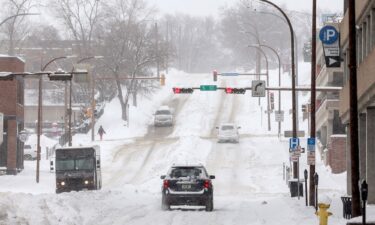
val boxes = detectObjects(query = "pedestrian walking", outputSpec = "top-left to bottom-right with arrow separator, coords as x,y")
98,125 -> 106,141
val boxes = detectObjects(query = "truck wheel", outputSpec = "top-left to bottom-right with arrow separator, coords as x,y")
205,197 -> 214,212
161,195 -> 170,211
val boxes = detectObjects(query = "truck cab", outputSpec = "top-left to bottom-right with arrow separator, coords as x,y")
53,145 -> 101,194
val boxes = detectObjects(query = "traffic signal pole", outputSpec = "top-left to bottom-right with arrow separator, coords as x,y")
348,0 -> 361,217
247,45 -> 271,131
309,0 -> 317,207
260,0 -> 297,178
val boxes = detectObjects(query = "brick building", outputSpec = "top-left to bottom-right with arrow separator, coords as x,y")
0,56 -> 25,174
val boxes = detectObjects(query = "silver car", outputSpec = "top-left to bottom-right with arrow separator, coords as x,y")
154,106 -> 174,126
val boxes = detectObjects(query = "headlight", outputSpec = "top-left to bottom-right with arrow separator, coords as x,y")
84,180 -> 89,185
61,181 -> 65,186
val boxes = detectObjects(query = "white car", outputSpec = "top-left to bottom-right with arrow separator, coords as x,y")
154,106 -> 174,126
23,144 -> 37,160
216,123 -> 241,143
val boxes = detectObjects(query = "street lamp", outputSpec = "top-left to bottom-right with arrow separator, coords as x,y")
259,0 -> 298,179
0,13 -> 40,27
247,45 -> 271,131
253,9 -> 301,131
252,43 -> 282,136
68,56 -> 104,146
240,27 -> 263,106
36,55 -> 76,183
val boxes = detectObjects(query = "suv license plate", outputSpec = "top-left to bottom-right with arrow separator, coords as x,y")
181,184 -> 191,190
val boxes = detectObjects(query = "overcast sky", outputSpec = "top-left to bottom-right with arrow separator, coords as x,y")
147,0 -> 343,17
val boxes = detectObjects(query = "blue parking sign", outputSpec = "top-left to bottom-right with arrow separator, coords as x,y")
289,138 -> 299,150
319,25 -> 339,45
307,138 -> 316,152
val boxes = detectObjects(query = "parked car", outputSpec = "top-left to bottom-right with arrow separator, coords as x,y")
216,123 -> 241,143
160,164 -> 215,211
23,144 -> 37,160
154,106 -> 174,126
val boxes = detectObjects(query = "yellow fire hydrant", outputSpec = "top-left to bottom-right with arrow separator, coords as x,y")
315,203 -> 333,225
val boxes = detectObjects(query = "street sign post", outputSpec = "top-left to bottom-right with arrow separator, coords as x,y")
307,152 -> 316,165
284,130 -> 305,138
307,138 -> 316,152
319,25 -> 339,44
251,80 -> 266,97
319,25 -> 341,68
290,152 -> 299,162
275,110 -> 284,122
200,85 -> 217,91
0,112 -> 3,145
289,138 -> 300,150
221,72 -> 240,76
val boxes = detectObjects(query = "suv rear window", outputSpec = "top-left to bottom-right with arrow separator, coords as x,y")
24,145 -> 32,149
156,110 -> 171,115
169,167 -> 206,178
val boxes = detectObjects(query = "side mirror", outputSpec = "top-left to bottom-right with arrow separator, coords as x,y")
209,175 -> 215,179
215,127 -> 219,129
237,126 -> 241,129
160,175 -> 166,179
96,160 -> 101,169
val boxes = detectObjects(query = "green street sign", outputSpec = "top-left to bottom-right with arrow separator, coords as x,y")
200,85 -> 217,91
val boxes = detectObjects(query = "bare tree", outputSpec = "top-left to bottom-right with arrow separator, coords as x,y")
52,0 -> 103,56
160,14 -> 222,73
97,0 -> 158,121
0,0 -> 36,55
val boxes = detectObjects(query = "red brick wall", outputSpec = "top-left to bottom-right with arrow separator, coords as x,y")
0,57 -> 25,174
328,135 -> 347,174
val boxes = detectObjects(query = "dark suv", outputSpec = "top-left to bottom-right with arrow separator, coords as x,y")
160,164 -> 215,211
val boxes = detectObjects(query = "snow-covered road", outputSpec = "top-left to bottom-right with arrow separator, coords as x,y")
0,67 -> 349,225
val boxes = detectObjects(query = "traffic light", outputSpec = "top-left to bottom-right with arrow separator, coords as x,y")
270,92 -> 275,110
302,104 -> 307,113
85,108 -> 92,118
173,87 -> 194,94
213,70 -> 218,82
224,88 -> 246,94
160,74 -> 166,86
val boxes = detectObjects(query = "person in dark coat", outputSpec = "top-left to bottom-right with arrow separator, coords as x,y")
98,125 -> 106,141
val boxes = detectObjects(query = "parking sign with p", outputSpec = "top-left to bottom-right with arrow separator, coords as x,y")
319,25 -> 339,45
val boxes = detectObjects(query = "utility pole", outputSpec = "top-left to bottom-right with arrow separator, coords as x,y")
178,26 -> 182,70
64,81 -> 68,143
155,22 -> 160,78
260,0 -> 297,178
166,21 -> 169,74
309,0 -> 317,207
36,75 -> 42,183
68,77 -> 73,146
258,44 -> 282,136
348,0 -> 361,217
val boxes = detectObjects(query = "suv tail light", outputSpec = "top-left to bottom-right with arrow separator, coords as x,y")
163,180 -> 169,189
204,180 -> 211,189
